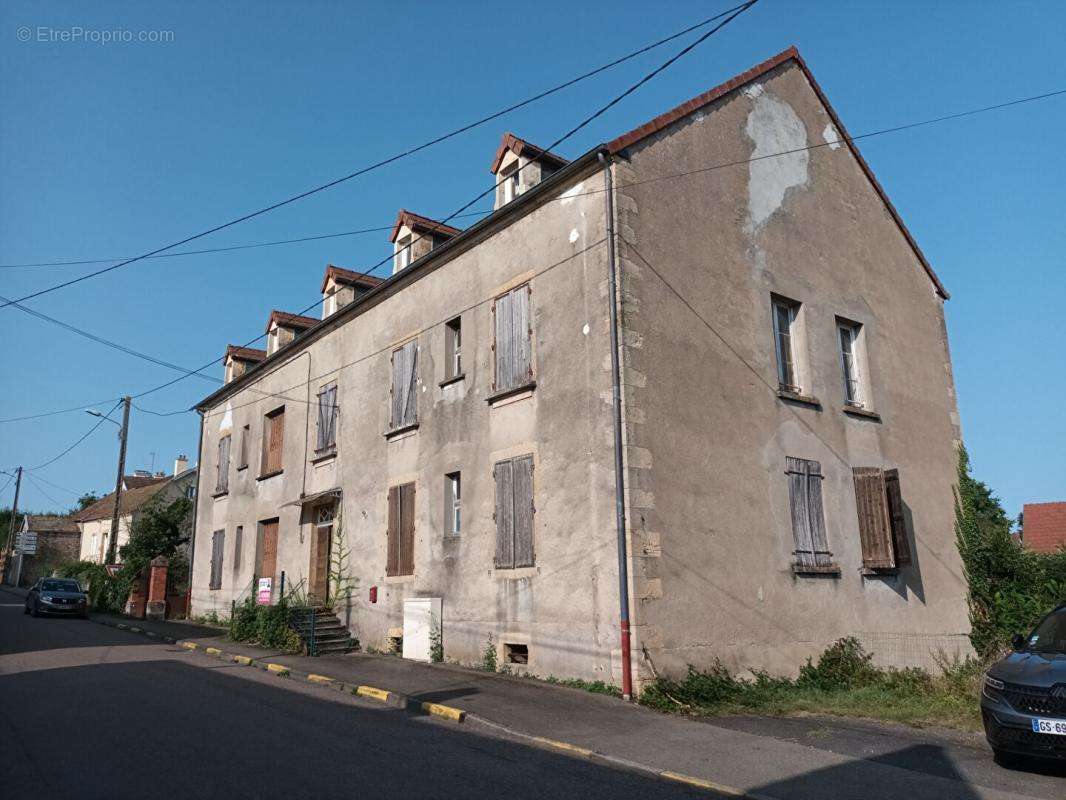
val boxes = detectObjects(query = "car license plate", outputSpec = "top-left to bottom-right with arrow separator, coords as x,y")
1032,718 -> 1066,735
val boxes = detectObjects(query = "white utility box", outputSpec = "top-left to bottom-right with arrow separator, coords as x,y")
402,597 -> 442,662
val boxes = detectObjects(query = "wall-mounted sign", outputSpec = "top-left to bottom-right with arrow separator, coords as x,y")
16,532 -> 38,555
257,577 -> 272,605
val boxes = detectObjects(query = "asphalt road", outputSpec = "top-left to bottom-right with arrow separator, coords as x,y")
0,594 -> 707,800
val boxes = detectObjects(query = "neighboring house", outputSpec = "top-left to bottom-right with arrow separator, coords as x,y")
1020,502 -> 1066,553
189,47 -> 970,686
11,515 -> 81,587
77,458 -> 197,563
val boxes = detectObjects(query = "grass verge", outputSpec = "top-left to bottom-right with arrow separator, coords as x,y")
639,637 -> 985,732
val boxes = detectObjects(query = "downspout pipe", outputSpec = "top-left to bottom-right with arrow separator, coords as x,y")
598,151 -> 634,701
185,409 -> 205,617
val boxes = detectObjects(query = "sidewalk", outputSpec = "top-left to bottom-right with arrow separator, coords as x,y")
83,607 -> 1063,800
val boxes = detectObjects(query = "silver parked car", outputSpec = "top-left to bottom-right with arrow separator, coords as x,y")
24,578 -> 89,619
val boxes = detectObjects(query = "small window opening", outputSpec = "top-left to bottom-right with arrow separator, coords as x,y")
504,642 -> 529,665
388,635 -> 404,656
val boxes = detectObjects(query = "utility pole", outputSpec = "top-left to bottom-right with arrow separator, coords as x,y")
4,466 -> 22,585
105,397 -> 131,565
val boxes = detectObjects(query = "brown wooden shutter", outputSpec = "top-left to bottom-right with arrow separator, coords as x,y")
853,467 -> 895,569
805,460 -> 831,566
386,486 -> 400,576
257,520 -> 279,583
271,410 -> 285,472
883,469 -> 911,566
494,459 -> 514,568
399,482 -> 415,575
494,291 -> 513,391
513,455 -> 535,567
513,286 -> 532,383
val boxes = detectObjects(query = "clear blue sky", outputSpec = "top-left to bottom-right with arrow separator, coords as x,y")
1,1 -> 1062,518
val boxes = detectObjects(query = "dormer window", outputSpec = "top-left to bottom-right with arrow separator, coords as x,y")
395,235 -> 413,273
501,162 -> 520,205
323,288 -> 337,319
223,345 -> 266,383
490,133 -> 569,211
264,311 -> 317,356
320,265 -> 382,318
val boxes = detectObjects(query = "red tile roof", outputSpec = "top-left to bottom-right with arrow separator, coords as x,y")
320,264 -> 384,294
75,480 -> 172,523
606,45 -> 948,300
389,210 -> 463,244
489,132 -> 569,175
1022,502 -> 1066,554
225,345 -> 267,363
265,310 -> 318,334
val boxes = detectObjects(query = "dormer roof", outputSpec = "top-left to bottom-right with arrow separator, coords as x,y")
225,344 -> 267,363
320,264 -> 384,294
490,132 -> 569,175
265,310 -> 318,334
388,209 -> 462,244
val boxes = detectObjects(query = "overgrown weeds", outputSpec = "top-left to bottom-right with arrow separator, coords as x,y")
228,598 -> 301,652
640,637 -> 985,731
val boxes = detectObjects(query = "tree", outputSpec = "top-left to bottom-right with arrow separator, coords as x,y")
73,492 -> 99,512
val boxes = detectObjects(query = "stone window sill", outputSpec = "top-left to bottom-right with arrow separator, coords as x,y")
777,389 -> 821,410
211,490 -> 229,499
439,373 -> 465,388
384,574 -> 415,585
861,566 -> 899,577
384,422 -> 419,441
792,562 -> 841,577
236,464 -> 248,472
493,566 -> 538,579
843,405 -> 882,422
256,469 -> 283,482
487,381 -> 537,406
310,450 -> 337,464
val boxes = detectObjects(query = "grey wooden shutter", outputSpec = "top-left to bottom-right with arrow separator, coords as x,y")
513,455 -> 535,567
398,482 -> 415,575
883,469 -> 911,566
494,459 -> 515,568
316,388 -> 329,450
217,437 -> 230,493
786,457 -> 815,566
512,286 -> 531,384
239,425 -> 249,468
326,385 -> 338,447
210,530 -> 224,589
494,291 -> 513,391
853,467 -> 895,569
386,486 -> 400,576
233,526 -> 243,573
805,460 -> 831,566
403,342 -> 418,426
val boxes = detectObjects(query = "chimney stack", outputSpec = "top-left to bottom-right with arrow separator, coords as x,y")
174,454 -> 188,476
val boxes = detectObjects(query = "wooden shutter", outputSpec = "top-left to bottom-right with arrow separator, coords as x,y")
326,385 -> 337,447
210,530 -> 224,589
239,426 -> 249,468
494,459 -> 515,568
402,342 -> 418,427
258,520 -> 278,582
512,286 -> 532,384
513,455 -> 535,567
786,457 -> 816,566
386,486 -> 400,576
317,385 -> 337,451
216,437 -> 230,493
233,526 -> 243,572
399,482 -> 415,575
494,291 -> 513,391
853,467 -> 895,569
884,469 -> 912,566
805,460 -> 831,566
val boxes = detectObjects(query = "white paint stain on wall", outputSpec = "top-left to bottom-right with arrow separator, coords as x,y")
582,323 -> 590,336
822,122 -> 842,150
743,85 -> 809,233
219,402 -> 233,433
559,182 -> 584,205
569,228 -> 580,243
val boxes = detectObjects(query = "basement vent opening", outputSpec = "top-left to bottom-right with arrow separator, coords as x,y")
388,635 -> 403,656
504,643 -> 529,665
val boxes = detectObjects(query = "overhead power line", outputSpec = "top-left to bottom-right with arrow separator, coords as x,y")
24,472 -> 65,509
0,3 -> 755,306
27,400 -> 122,471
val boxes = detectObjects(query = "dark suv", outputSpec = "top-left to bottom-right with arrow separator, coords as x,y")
982,604 -> 1066,764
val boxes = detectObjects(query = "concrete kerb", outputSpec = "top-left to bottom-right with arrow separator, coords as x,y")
82,617 -> 753,796
89,615 -> 177,645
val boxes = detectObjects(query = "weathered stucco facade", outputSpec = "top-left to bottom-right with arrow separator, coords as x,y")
191,47 -> 970,685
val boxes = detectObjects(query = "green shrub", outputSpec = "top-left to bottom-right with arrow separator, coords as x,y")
229,598 -> 259,642
798,637 -> 879,691
482,636 -> 498,672
226,598 -> 300,653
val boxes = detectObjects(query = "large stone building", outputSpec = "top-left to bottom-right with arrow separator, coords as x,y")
190,48 -> 971,688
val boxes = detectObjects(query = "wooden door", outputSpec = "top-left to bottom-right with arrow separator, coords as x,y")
309,524 -> 331,605
258,520 -> 279,582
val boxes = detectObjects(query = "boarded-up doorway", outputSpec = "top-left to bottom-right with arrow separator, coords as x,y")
257,519 -> 279,592
308,505 -> 334,606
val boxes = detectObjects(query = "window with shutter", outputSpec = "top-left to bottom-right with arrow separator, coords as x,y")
494,454 -> 535,568
884,469 -> 911,566
209,529 -> 225,589
785,457 -> 833,570
261,407 -> 285,475
215,436 -> 231,494
444,472 -> 461,536
389,340 -> 418,430
386,483 -> 415,576
316,383 -> 338,453
493,284 -> 533,394
852,467 -> 896,569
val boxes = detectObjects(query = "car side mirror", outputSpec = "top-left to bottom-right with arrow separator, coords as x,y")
1010,633 -> 1026,651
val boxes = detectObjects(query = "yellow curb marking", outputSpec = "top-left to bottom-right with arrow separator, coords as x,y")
421,702 -> 465,722
660,771 -> 746,796
232,655 -> 253,665
181,642 -> 198,650
356,686 -> 390,702
266,663 -> 290,675
205,647 -> 222,656
531,736 -> 593,758
307,674 -> 334,684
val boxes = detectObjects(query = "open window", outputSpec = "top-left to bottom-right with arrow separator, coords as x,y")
444,316 -> 463,382
772,296 -> 802,393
